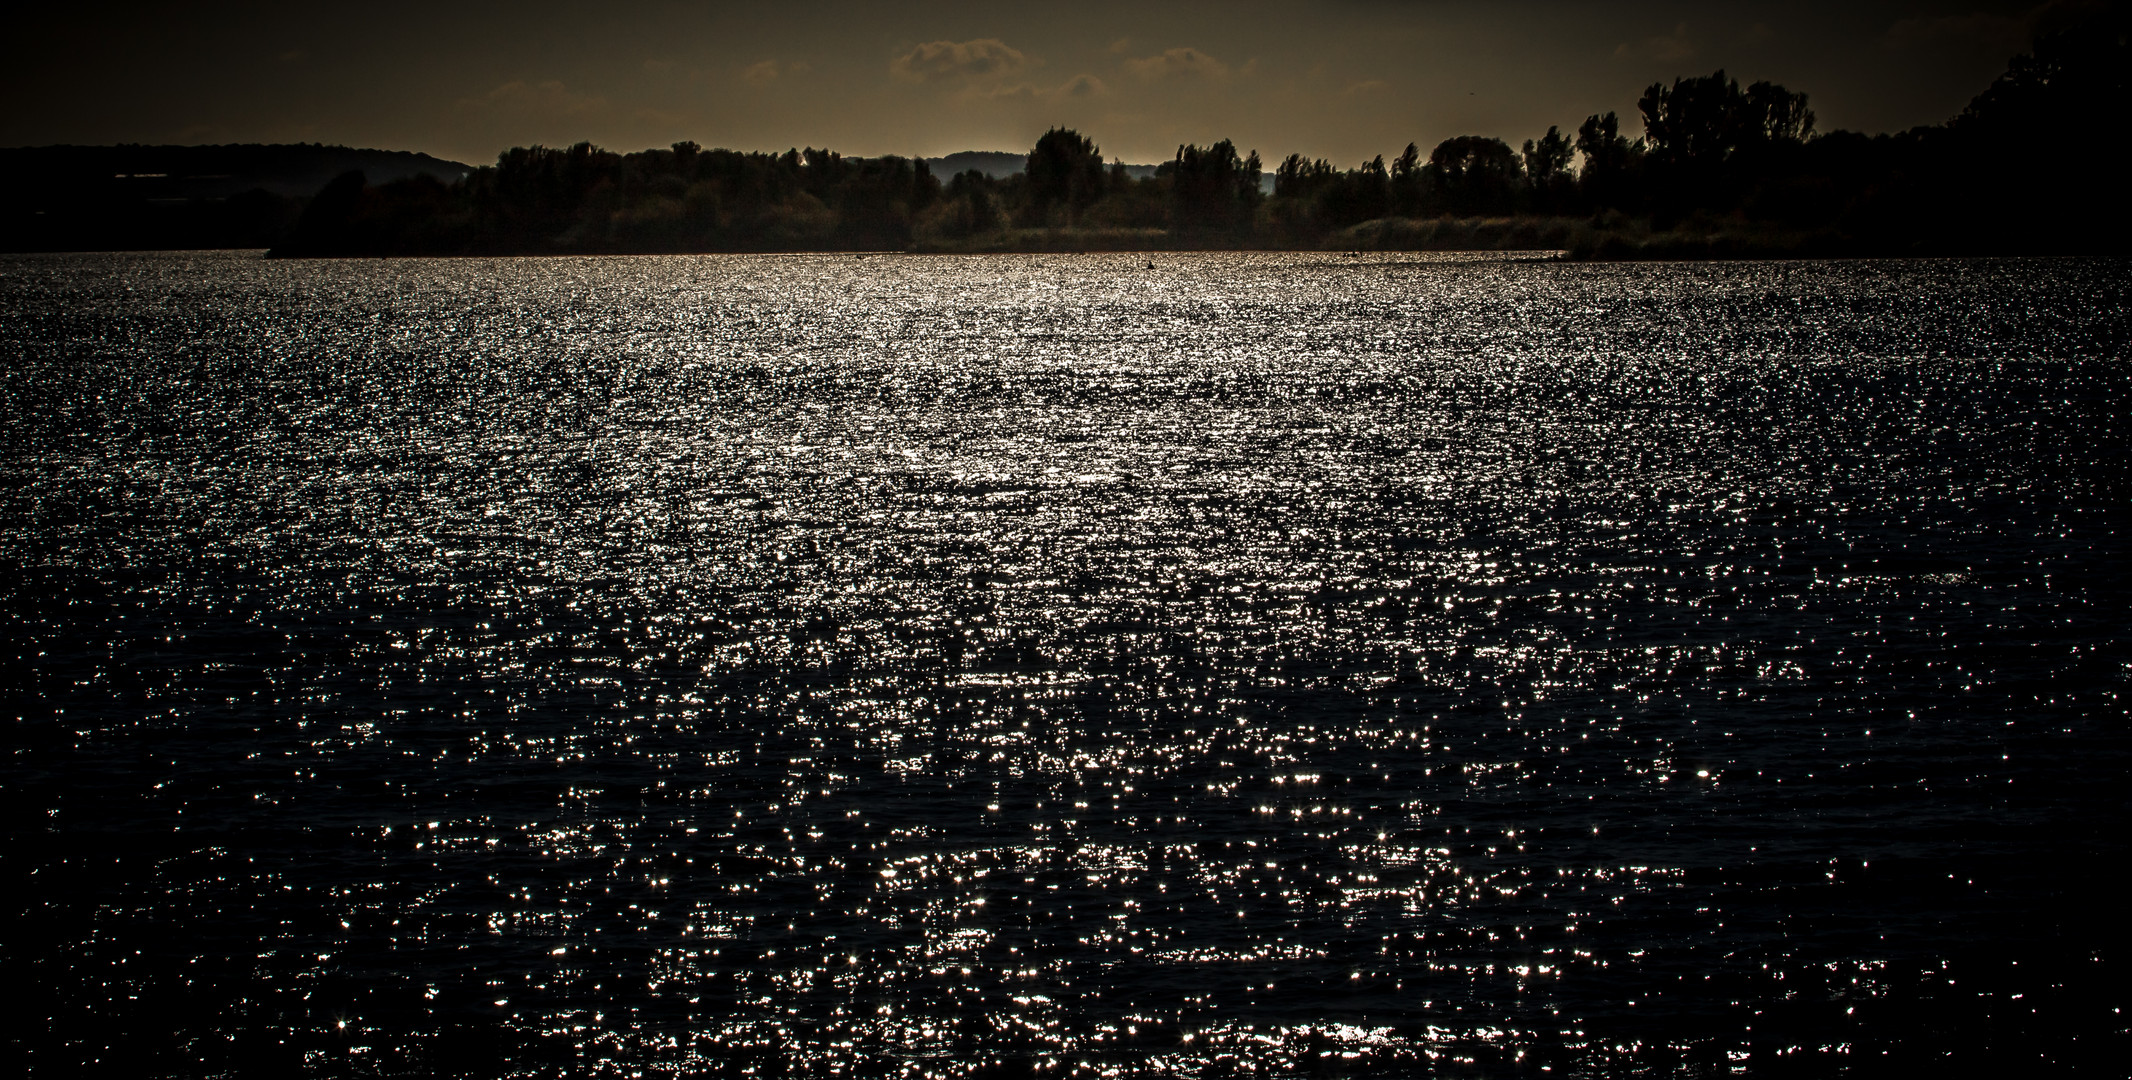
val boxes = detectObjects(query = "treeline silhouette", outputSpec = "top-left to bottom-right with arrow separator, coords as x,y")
40,10 -> 2132,260
0,144 -> 470,253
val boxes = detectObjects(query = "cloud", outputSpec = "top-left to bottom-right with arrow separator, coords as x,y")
983,74 -> 1111,103
1056,73 -> 1109,98
890,39 -> 1030,83
456,80 -> 607,119
1124,46 -> 1231,82
738,58 -> 812,86
1615,23 -> 1698,62
1343,79 -> 1391,97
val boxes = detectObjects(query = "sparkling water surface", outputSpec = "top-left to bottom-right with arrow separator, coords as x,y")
3,251 -> 2128,1076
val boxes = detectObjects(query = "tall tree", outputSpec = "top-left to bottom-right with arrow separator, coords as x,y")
1426,136 -> 1520,215
1638,71 -> 1813,213
1638,71 -> 1814,165
1390,142 -> 1425,216
1741,82 -> 1815,145
1025,128 -> 1106,226
1574,112 -> 1641,211
1521,127 -> 1572,185
1274,154 -> 1337,199
1169,140 -> 1262,235
1943,5 -> 2130,246
1522,126 -> 1574,212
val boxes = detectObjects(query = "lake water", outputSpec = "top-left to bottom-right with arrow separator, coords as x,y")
3,250 -> 2127,1077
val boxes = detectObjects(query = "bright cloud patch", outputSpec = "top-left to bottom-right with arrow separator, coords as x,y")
1057,74 -> 1108,98
891,39 -> 1031,83
983,74 -> 1111,104
1125,47 -> 1230,82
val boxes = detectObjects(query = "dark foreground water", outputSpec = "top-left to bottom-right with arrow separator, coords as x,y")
2,250 -> 2128,1077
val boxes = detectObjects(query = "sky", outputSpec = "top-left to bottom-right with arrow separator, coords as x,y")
3,1 -> 2072,168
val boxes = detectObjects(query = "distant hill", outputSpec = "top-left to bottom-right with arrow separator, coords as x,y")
0,143 -> 473,252
923,151 -> 1026,180
925,150 -> 1165,182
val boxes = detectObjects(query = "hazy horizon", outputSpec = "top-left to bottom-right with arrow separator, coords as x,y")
4,1 -> 2071,169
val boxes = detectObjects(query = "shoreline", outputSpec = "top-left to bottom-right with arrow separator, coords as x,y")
252,215 -> 2119,262
13,241 -> 2119,264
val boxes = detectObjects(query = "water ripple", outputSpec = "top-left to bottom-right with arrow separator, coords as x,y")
3,250 -> 2127,1076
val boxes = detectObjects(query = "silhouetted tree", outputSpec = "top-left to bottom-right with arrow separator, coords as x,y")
1638,71 -> 1814,214
1740,82 -> 1815,144
1317,154 -> 1389,226
1168,140 -> 1261,235
274,169 -> 366,256
250,18 -> 2126,262
933,170 -> 1001,238
1639,72 -> 1736,168
1273,154 -> 1338,199
1521,126 -> 1574,212
1939,4 -> 2130,248
1024,128 -> 1106,226
1389,142 -> 1425,216
1425,136 -> 1520,215
911,157 -> 940,213
1574,112 -> 1642,212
